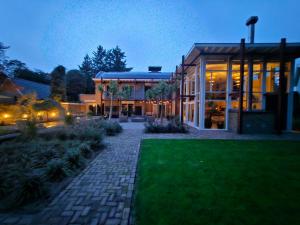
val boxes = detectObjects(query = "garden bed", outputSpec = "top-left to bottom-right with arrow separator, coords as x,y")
0,119 -> 122,212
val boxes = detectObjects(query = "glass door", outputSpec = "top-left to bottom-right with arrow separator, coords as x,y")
204,64 -> 227,129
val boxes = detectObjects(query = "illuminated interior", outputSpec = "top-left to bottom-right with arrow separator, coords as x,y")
182,60 -> 292,130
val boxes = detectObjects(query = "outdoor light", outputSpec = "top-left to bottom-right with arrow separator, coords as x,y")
66,112 -> 71,116
22,114 -> 28,119
51,112 -> 57,117
37,112 -> 42,116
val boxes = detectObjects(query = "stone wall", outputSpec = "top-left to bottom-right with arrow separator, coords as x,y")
228,110 -> 276,134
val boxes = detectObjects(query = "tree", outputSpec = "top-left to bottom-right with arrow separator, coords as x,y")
15,69 -> 50,84
146,81 -> 176,124
50,65 -> 66,102
79,54 -> 94,93
110,45 -> 127,72
92,45 -> 107,73
66,69 -> 86,102
98,80 -> 119,120
0,42 -> 9,71
4,59 -> 27,77
118,85 -> 132,116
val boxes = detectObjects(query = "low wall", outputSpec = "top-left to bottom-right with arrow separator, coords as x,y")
229,110 -> 275,134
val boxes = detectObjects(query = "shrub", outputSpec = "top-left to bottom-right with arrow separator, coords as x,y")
18,120 -> 38,139
64,148 -> 85,170
46,159 -> 70,181
103,121 -> 123,136
79,143 -> 93,158
77,127 -> 103,141
88,140 -> 103,151
0,176 -> 10,200
64,114 -> 74,125
14,173 -> 48,206
56,129 -> 68,140
144,121 -> 188,133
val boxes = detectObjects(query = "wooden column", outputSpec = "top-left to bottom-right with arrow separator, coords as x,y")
277,38 -> 286,134
180,55 -> 185,124
248,57 -> 253,111
238,39 -> 245,134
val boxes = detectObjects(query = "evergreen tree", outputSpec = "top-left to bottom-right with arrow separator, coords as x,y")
66,69 -> 86,102
92,45 -> 107,73
0,42 -> 9,72
105,49 -> 115,72
111,45 -> 127,72
50,65 -> 66,102
79,54 -> 94,93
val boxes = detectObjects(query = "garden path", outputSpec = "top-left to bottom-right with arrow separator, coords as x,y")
0,124 -> 143,225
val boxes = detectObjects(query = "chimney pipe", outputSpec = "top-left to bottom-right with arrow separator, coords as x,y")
246,16 -> 258,43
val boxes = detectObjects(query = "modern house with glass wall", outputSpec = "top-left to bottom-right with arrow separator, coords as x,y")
176,40 -> 300,133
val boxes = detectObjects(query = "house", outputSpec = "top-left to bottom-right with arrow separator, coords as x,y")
77,66 -> 174,118
0,72 -> 50,103
176,39 -> 300,133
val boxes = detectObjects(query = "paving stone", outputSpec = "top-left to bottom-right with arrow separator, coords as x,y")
0,125 -> 143,225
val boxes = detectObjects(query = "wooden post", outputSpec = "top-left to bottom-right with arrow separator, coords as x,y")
277,38 -> 286,134
180,55 -> 185,124
238,39 -> 245,134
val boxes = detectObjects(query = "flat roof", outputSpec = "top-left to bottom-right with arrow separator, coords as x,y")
94,72 -> 172,80
179,42 -> 300,72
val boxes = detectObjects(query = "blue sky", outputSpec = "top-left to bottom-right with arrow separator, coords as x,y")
0,0 -> 299,73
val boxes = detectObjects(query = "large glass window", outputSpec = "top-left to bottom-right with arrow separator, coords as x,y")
205,64 -> 227,129
266,62 -> 291,93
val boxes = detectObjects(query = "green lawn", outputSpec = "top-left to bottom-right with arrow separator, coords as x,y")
135,139 -> 300,225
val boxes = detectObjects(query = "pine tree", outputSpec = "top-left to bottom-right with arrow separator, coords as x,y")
0,42 -> 9,72
79,54 -> 94,93
92,45 -> 107,73
105,49 -> 115,72
50,65 -> 66,102
111,45 -> 127,72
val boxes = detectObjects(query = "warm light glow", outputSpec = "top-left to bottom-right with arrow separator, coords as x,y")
3,114 -> 9,119
66,112 -> 71,116
37,112 -> 42,116
22,114 -> 28,119
51,112 -> 57,117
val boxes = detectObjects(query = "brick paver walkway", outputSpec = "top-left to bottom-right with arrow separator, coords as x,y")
0,127 -> 143,225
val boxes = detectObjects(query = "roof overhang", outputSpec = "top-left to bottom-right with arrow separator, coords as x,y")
179,42 -> 300,72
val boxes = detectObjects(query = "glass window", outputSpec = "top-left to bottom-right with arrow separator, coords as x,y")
205,68 -> 227,129
206,63 -> 227,71
232,64 -> 248,71
205,71 -> 227,93
253,63 -> 263,71
253,72 -> 262,92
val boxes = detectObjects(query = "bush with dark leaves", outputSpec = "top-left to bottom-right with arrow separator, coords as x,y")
46,159 -> 70,181
79,143 -> 93,158
14,173 -> 49,206
64,148 -> 85,170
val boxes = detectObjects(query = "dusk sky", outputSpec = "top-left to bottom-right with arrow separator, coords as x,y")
1,0 -> 299,73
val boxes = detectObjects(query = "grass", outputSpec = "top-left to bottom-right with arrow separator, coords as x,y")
135,139 -> 300,225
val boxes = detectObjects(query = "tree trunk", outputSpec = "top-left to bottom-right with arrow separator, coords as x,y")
109,95 -> 113,120
160,103 -> 163,124
119,99 -> 122,118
